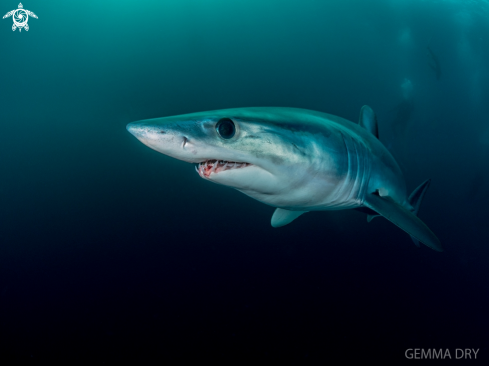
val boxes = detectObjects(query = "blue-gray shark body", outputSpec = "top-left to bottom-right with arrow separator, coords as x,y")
127,106 -> 442,251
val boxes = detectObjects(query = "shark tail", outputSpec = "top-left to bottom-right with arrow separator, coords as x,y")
407,179 -> 431,248
363,178 -> 441,251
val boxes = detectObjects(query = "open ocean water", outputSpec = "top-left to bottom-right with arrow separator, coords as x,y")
1,0 -> 489,363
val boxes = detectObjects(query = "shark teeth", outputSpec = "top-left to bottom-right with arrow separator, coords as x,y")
197,159 -> 251,178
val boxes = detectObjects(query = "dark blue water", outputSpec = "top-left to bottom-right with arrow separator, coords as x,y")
1,0 -> 488,363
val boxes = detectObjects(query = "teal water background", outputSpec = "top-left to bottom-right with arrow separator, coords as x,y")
1,0 -> 489,362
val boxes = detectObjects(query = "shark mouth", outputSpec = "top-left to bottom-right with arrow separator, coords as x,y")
195,159 -> 252,178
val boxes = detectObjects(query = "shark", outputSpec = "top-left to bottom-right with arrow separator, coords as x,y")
127,106 -> 442,251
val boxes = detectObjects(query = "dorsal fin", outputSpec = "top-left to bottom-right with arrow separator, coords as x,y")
358,105 -> 379,139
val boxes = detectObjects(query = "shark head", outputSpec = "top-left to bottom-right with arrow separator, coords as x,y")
126,107 -> 332,205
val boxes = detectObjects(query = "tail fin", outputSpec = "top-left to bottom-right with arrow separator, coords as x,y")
363,187 -> 442,252
407,179 -> 431,248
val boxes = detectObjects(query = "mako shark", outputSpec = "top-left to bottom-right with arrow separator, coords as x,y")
127,106 -> 442,251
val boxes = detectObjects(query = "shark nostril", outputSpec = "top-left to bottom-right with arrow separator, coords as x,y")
182,136 -> 188,148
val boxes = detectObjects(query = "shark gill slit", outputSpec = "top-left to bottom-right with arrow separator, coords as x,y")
339,132 -> 370,208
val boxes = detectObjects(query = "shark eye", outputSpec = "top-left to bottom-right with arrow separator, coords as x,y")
216,118 -> 235,139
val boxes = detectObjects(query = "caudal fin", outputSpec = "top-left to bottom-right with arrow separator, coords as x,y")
408,179 -> 431,248
363,187 -> 442,252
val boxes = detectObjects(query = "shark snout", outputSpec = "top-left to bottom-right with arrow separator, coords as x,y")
126,121 -> 162,149
126,122 -> 145,138
126,120 -> 196,161
126,121 -> 163,143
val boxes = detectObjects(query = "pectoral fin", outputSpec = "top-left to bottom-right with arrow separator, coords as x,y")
271,208 -> 307,228
363,193 -> 442,252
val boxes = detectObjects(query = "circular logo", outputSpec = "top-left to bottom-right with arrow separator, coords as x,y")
13,9 -> 28,27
